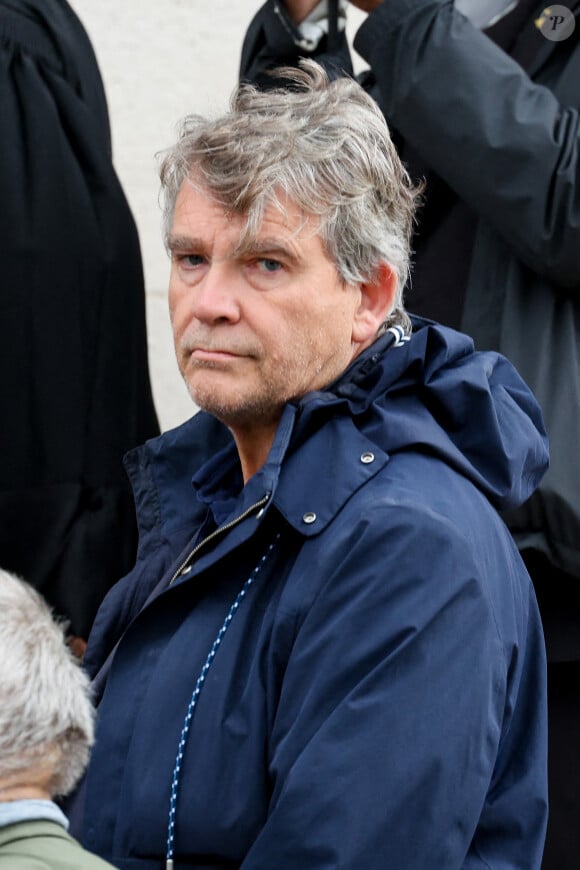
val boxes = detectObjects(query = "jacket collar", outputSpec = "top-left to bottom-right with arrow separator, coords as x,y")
272,413 -> 389,536
0,800 -> 68,831
127,313 -> 548,560
190,331 -> 403,539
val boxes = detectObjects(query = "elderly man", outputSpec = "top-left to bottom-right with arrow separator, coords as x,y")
0,570 -> 115,869
72,62 -> 548,869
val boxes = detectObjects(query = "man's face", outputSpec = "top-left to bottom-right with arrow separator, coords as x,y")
168,182 -> 365,431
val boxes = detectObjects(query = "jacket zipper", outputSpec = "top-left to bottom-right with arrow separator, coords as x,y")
168,492 -> 271,585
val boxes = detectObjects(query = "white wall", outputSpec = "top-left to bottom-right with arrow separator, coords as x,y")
68,1 -> 366,431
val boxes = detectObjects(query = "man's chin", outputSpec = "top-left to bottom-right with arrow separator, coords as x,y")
189,388 -> 282,430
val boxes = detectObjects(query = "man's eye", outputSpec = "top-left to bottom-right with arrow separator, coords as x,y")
258,258 -> 282,273
176,253 -> 205,268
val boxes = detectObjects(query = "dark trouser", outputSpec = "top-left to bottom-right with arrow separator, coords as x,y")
523,550 -> 580,870
543,662 -> 580,869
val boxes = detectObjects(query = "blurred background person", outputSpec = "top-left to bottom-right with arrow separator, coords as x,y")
0,568 -> 115,869
0,0 -> 159,652
240,3 -> 580,866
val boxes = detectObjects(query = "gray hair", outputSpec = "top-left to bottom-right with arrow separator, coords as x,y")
159,60 -> 421,332
0,570 -> 95,797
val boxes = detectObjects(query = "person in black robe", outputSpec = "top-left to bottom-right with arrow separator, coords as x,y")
0,0 -> 159,646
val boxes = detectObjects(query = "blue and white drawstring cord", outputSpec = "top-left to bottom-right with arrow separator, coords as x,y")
165,534 -> 280,869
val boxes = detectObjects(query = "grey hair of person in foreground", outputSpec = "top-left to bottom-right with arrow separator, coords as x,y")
159,59 -> 421,333
0,569 -> 95,798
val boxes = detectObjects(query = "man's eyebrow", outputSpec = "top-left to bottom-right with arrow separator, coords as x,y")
166,234 -> 204,252
165,233 -> 301,264
233,237 -> 300,263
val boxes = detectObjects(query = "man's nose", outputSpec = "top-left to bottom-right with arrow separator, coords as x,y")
191,263 -> 241,324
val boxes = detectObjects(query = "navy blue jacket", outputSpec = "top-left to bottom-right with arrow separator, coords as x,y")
77,319 -> 548,869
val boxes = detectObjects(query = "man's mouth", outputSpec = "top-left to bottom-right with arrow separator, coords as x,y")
190,347 -> 246,364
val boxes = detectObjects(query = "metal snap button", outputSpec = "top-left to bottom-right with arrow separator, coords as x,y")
302,512 -> 317,524
360,452 -> 375,464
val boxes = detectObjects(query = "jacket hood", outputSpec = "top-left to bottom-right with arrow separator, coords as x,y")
127,317 -> 548,543
319,316 -> 549,512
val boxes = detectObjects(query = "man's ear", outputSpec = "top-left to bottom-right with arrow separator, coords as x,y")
352,262 -> 398,344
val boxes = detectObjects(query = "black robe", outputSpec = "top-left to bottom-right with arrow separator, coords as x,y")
0,0 -> 159,639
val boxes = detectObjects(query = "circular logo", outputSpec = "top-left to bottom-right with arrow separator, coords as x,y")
535,5 -> 576,41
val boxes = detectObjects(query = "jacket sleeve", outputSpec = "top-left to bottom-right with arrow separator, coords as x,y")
240,498 -> 547,868
240,0 -> 354,86
353,0 -> 580,290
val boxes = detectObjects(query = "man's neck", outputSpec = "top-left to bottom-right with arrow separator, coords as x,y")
232,420 -> 280,483
0,785 -> 51,802
0,768 -> 53,803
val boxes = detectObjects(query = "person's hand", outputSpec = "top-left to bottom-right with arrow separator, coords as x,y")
283,0 -> 323,24
347,0 -> 384,12
67,635 -> 87,660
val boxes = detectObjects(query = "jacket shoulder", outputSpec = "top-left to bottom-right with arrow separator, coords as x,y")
0,822 -> 114,870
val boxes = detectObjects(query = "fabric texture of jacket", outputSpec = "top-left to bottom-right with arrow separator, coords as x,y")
240,0 -> 580,586
0,0 -> 159,639
0,820 -> 115,870
75,319 -> 548,869
239,5 -> 579,866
